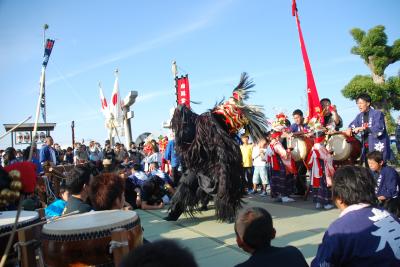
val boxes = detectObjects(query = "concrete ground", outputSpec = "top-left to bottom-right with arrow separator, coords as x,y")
135,193 -> 340,266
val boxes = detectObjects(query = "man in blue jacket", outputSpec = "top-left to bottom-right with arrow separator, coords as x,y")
345,93 -> 391,165
39,136 -> 57,166
312,165 -> 400,266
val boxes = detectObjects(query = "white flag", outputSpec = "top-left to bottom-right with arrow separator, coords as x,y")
99,83 -> 109,118
110,70 -> 124,137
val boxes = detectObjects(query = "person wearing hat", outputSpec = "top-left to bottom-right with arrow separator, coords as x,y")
266,130 -> 296,203
306,130 -> 335,210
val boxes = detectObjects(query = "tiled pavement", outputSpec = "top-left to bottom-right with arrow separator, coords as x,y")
135,193 -> 340,266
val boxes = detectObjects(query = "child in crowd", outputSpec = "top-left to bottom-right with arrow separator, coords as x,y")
45,183 -> 69,217
251,138 -> 268,196
367,151 -> 399,204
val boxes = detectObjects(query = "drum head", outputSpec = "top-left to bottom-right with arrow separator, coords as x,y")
291,138 -> 306,161
0,211 -> 39,234
291,137 -> 313,161
42,210 -> 138,236
327,134 -> 351,161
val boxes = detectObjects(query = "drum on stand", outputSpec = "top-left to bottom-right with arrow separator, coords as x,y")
0,210 -> 41,266
41,210 -> 143,267
289,136 -> 314,162
326,134 -> 361,163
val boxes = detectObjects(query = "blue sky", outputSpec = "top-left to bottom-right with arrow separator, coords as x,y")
1,0 -> 399,148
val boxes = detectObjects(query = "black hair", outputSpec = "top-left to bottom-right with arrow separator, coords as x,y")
67,165 -> 92,194
132,163 -> 141,171
292,109 -> 303,117
23,147 -> 30,161
320,98 -> 331,104
332,165 -> 377,206
120,239 -> 198,267
356,93 -> 372,103
384,198 -> 400,218
235,207 -> 274,250
4,147 -> 16,163
366,151 -> 383,163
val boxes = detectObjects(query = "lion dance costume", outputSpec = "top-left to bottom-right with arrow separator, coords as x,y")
165,73 -> 269,222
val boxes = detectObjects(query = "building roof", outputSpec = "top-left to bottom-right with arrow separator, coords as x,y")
3,123 -> 56,132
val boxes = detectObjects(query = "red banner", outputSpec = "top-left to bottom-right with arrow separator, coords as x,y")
292,0 -> 322,122
176,75 -> 191,108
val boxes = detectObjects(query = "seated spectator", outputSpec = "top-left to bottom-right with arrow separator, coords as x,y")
367,151 -> 399,204
74,144 -> 89,164
234,207 -> 308,267
312,165 -> 400,266
45,183 -> 69,217
142,142 -> 160,172
64,147 -> 74,164
88,173 -> 126,210
88,141 -> 103,166
102,140 -> 115,163
128,164 -> 148,186
120,156 -> 133,170
114,143 -> 128,164
64,165 -> 92,215
128,142 -> 144,165
138,175 -> 170,210
120,239 -> 198,267
124,164 -> 148,208
149,162 -> 174,194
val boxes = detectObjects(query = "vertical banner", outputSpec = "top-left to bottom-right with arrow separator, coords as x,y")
42,39 -> 55,67
40,72 -> 46,122
40,39 -> 55,122
292,0 -> 322,122
175,75 -> 191,108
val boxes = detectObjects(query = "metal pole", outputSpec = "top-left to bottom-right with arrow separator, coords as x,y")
71,121 -> 75,148
42,24 -> 48,123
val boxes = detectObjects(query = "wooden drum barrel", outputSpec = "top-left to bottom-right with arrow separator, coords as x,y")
0,210 -> 41,266
326,134 -> 361,162
41,210 -> 143,267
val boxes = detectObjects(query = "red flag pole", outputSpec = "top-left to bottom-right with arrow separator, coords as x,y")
292,0 -> 322,122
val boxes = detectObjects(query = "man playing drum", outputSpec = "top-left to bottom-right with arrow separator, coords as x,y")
288,109 -> 310,196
